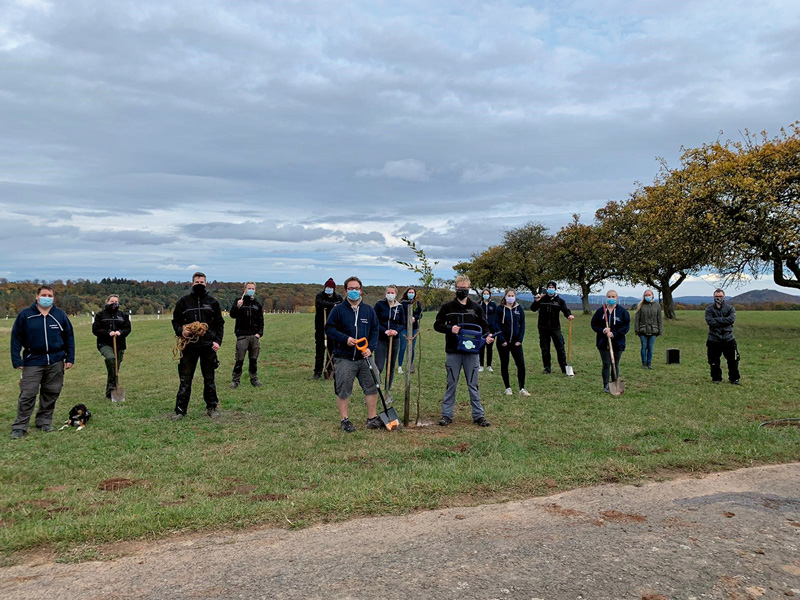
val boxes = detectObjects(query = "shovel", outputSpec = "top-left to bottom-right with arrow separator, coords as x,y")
385,335 -> 394,398
565,319 -> 575,377
356,338 -> 399,430
111,336 -> 126,402
604,311 -> 624,396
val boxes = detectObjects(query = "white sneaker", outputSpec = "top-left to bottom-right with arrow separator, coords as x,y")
487,366 -> 494,372
478,366 -> 484,373
397,366 -> 403,374
519,388 -> 530,397
504,387 -> 513,396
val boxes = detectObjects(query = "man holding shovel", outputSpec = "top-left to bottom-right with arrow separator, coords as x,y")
229,282 -> 264,389
590,290 -> 630,393
325,276 -> 382,433
312,278 -> 342,380
92,294 -> 131,401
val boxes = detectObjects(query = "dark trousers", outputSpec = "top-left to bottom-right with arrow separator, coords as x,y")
12,362 -> 64,432
497,343 -> 526,389
175,345 -> 219,415
98,345 -> 124,398
232,335 -> 260,383
707,339 -> 740,382
479,340 -> 493,367
375,338 -> 400,390
539,329 -> 567,372
599,346 -> 623,386
314,331 -> 333,376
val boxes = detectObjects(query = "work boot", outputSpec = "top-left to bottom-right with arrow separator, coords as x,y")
206,407 -> 221,419
10,429 -> 24,440
170,413 -> 185,421
340,418 -> 356,433
603,384 -> 610,393
251,378 -> 263,387
229,381 -> 239,389
543,367 -> 551,374
310,373 -> 322,380
473,417 -> 491,427
36,425 -> 53,432
438,415 -> 453,427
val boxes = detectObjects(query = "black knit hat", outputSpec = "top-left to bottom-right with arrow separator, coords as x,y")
547,281 -> 557,289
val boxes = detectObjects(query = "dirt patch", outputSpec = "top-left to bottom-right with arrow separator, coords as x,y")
787,520 -> 800,527
98,478 -> 150,492
649,447 -> 670,455
600,510 -> 647,523
27,499 -> 57,508
250,494 -> 288,502
640,594 -> 668,600
542,503 -> 586,518
614,444 -> 640,455
0,518 -> 12,527
760,419 -> 800,428
209,485 -> 258,498
44,485 -> 67,493
46,506 -> 72,514
543,478 -> 558,489
449,442 -> 471,453
722,511 -> 736,518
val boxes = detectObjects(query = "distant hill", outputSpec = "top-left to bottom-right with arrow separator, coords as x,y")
729,289 -> 800,304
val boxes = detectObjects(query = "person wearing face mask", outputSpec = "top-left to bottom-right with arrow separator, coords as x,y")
10,285 -> 75,439
495,289 -> 530,397
171,272 -> 225,419
590,290 -> 631,393
705,289 -> 740,385
373,285 -> 406,390
397,287 -> 422,375
531,281 -> 574,374
478,288 -> 496,373
312,278 -> 342,380
433,275 -> 494,427
229,282 -> 264,389
634,289 -> 662,370
92,294 -> 132,400
325,276 -> 381,432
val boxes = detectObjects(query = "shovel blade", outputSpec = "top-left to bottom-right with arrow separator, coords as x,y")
565,365 -> 574,377
609,380 -> 624,396
378,406 -> 400,431
111,387 -> 126,403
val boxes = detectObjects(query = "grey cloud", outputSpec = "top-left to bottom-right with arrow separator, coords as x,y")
78,230 -> 174,246
182,221 -> 336,242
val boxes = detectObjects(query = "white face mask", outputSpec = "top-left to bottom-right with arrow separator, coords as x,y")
506,296 -> 515,304
324,287 -> 333,295
386,293 -> 396,302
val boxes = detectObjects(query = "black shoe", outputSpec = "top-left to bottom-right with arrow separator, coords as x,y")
711,380 -> 721,384
310,373 -> 322,380
10,429 -> 24,440
646,364 -> 653,370
229,381 -> 239,389
366,416 -> 383,430
731,380 -> 741,385
438,415 -> 453,427
37,425 -> 53,433
543,368 -> 551,374
170,413 -> 185,421
603,384 -> 610,393
473,417 -> 491,427
340,418 -> 356,433
206,408 -> 221,419
251,379 -> 263,387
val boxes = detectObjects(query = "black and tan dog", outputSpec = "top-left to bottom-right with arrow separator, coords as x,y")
59,404 -> 92,431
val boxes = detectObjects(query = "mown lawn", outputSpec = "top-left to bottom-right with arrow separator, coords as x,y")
1,310 -> 798,563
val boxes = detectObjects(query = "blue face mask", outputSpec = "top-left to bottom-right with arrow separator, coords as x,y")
246,289 -> 255,297
407,293 -> 415,300
347,289 -> 360,301
482,294 -> 490,300
644,296 -> 653,303
547,288 -> 555,296
606,298 -> 617,307
38,296 -> 54,308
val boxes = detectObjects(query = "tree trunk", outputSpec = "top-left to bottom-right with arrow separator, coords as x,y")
580,282 -> 591,315
773,257 -> 800,290
660,279 -> 676,320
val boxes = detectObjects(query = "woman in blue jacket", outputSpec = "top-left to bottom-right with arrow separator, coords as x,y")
590,290 -> 631,393
478,288 -> 497,373
373,284 -> 406,390
495,289 -> 529,397
397,287 -> 422,375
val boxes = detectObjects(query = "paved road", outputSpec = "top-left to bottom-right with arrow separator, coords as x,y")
3,463 -> 800,600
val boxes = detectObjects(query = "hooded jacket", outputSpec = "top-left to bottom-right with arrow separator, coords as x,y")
373,299 -> 407,342
634,301 -> 663,337
11,302 -> 75,368
172,288 -> 225,347
325,299 -> 379,360
92,305 -> 132,350
530,293 -> 572,330
230,296 -> 264,337
494,303 -> 526,345
433,297 -> 490,354
480,300 -> 497,332
705,301 -> 736,343
590,305 -> 631,351
315,290 -> 343,332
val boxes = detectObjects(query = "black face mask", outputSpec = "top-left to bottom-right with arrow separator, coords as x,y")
455,289 -> 469,300
192,284 -> 206,296
714,298 -> 724,306
107,303 -> 119,312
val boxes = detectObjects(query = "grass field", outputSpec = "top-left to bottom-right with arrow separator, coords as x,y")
1,310 -> 799,564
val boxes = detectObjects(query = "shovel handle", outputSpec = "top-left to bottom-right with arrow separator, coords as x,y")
354,337 -> 369,354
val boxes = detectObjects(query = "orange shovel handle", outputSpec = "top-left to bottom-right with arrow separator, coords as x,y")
354,337 -> 369,354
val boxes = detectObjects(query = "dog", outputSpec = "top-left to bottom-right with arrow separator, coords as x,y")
59,404 -> 92,431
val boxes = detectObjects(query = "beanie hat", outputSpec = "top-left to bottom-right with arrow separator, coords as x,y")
547,281 -> 557,289
324,278 -> 336,288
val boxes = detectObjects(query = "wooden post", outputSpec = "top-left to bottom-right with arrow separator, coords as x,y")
403,301 -> 412,426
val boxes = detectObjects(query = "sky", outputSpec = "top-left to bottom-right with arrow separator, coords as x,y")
2,0 -> 799,298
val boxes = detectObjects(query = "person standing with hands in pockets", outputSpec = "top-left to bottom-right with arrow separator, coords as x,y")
634,289 -> 662,370
495,289 -> 529,397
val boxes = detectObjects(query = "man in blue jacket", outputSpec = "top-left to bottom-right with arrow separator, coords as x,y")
325,276 -> 381,433
10,285 -> 75,439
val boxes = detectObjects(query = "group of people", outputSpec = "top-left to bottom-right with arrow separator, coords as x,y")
9,274 -> 742,438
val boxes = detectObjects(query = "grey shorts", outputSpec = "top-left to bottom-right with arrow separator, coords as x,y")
334,357 -> 378,399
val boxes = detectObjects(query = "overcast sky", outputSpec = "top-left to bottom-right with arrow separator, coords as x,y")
2,0 -> 799,297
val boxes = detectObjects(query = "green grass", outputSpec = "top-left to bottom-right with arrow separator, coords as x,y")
1,311 -> 799,563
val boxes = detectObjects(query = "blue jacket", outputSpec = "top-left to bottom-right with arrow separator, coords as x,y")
11,302 -> 76,368
373,299 -> 406,342
400,299 -> 422,332
480,300 -> 497,332
590,305 -> 631,351
325,300 -> 380,360
494,303 -> 526,345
